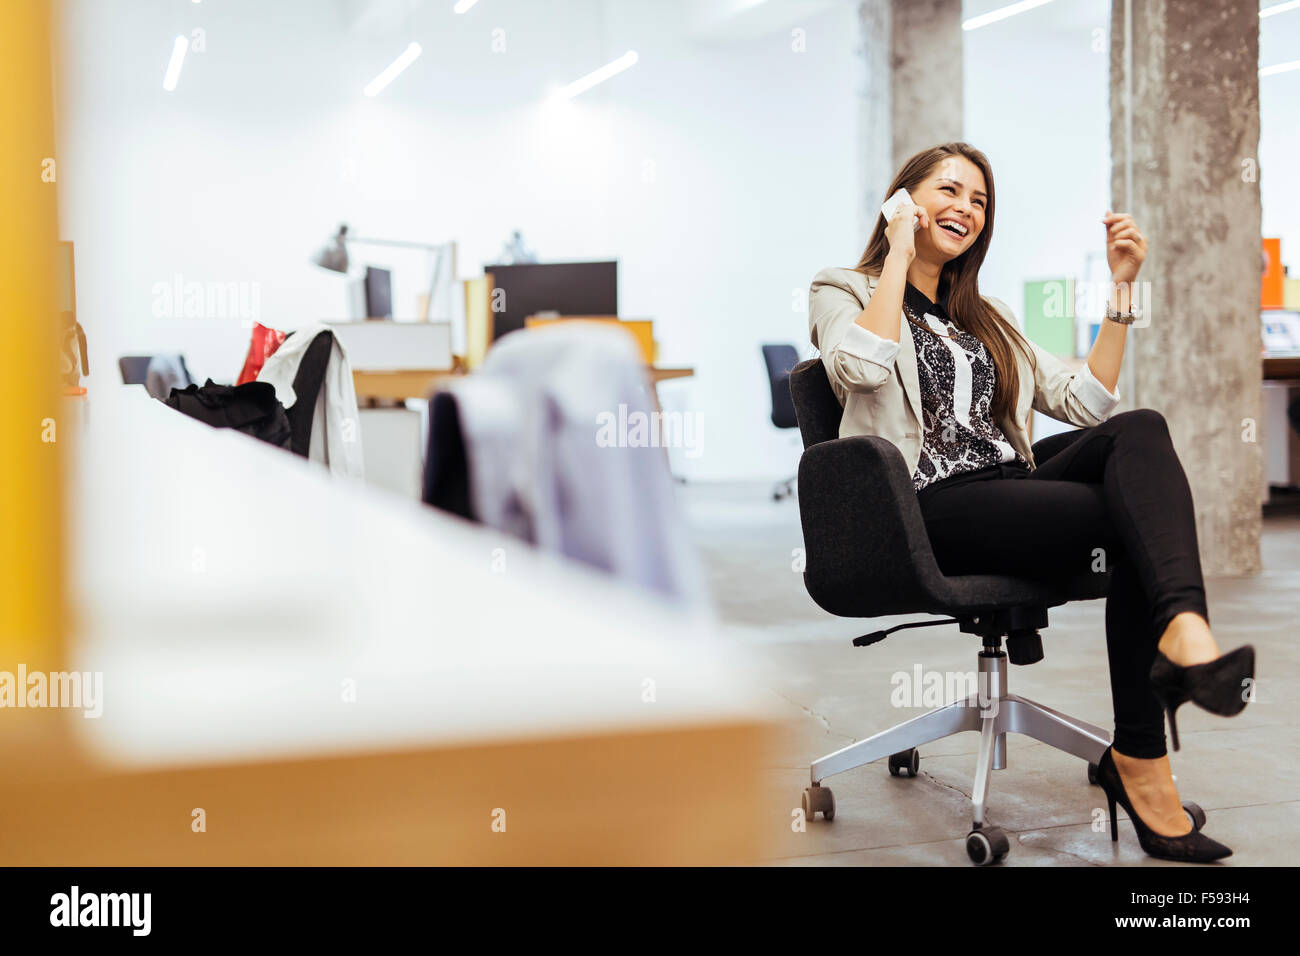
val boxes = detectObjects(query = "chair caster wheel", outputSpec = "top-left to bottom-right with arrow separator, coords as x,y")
802,785 -> 835,822
1183,801 -> 1206,831
888,748 -> 920,777
1087,762 -> 1099,785
966,825 -> 1010,866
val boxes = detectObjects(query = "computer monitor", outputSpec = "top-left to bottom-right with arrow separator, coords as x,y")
364,266 -> 393,320
484,261 -> 617,341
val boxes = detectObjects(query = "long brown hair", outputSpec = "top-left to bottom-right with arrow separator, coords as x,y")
855,142 -> 1035,425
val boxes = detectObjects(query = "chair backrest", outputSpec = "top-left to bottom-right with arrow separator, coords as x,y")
285,331 -> 335,458
423,390 -> 475,520
760,344 -> 799,429
788,358 -> 842,449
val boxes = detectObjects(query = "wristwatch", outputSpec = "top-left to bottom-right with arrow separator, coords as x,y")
1105,304 -> 1139,325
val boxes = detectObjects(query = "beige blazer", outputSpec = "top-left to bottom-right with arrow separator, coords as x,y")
808,267 -> 1121,475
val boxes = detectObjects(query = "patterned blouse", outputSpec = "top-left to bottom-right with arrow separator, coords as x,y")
905,282 -> 1027,492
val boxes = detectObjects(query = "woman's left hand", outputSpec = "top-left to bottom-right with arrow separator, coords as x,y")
1103,210 -> 1146,283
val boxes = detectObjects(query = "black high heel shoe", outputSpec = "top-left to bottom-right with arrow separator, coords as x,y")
1095,746 -> 1232,863
1149,645 -> 1255,751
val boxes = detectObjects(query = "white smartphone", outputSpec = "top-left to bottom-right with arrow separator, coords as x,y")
881,187 -> 922,232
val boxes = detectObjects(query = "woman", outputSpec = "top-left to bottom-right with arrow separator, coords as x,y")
808,142 -> 1255,863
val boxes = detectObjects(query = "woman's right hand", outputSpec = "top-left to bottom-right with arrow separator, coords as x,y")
886,200 -> 929,263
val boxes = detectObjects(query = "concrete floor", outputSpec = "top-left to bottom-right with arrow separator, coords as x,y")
682,482 -> 1300,866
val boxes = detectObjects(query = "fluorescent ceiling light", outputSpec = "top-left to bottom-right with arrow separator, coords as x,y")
454,0 -> 481,13
1261,1 -> 1300,18
1260,58 -> 1300,76
162,35 -> 188,92
558,51 -> 639,99
364,42 -> 422,97
962,0 -> 1056,31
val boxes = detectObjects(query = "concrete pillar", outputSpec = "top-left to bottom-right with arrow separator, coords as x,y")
856,0 -> 963,240
891,0 -> 963,170
1109,0 -> 1263,576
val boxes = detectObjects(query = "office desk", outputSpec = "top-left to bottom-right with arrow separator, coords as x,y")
1264,354 -> 1300,381
0,388 -> 771,865
1263,354 -> 1300,490
354,367 -> 695,403
352,366 -> 696,493
353,368 -> 460,403
650,367 -> 695,383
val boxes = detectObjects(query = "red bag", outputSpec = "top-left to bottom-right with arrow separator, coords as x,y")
236,322 -> 288,385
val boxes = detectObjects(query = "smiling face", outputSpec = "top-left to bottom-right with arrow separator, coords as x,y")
911,155 -> 988,263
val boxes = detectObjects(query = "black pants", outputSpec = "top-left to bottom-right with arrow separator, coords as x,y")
915,409 -> 1209,758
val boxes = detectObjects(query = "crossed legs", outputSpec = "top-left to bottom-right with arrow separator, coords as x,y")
917,409 -> 1215,836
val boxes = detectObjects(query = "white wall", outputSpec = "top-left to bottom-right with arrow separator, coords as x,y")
962,0 -> 1112,440
966,0 -> 1300,305
56,0 -> 859,482
962,0 -> 1111,313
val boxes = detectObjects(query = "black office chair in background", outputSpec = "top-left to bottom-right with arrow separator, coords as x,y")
761,344 -> 801,501
789,358 -> 1206,865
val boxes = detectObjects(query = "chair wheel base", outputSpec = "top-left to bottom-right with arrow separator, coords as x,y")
802,785 -> 835,822
888,748 -> 920,777
966,825 -> 1010,865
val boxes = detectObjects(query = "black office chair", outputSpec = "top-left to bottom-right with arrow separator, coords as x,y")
423,390 -> 475,521
761,344 -> 801,501
790,358 -> 1123,865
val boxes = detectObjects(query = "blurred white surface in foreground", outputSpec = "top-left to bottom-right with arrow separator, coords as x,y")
68,387 -> 772,769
